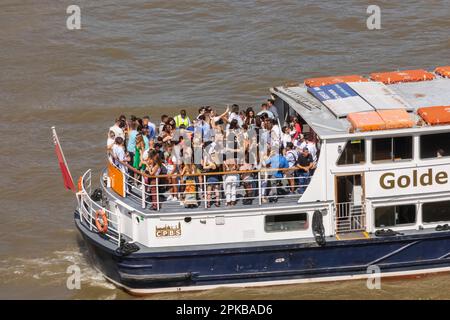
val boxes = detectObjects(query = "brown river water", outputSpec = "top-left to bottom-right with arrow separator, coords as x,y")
0,0 -> 449,299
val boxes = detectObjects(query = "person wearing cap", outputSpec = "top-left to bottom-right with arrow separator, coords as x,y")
174,109 -> 191,128
295,147 -> 313,195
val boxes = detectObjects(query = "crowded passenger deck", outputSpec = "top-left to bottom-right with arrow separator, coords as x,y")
106,101 -> 319,211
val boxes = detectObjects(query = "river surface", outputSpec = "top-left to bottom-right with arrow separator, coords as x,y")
1,0 -> 449,299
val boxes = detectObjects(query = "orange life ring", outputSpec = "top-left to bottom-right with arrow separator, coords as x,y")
95,209 -> 108,233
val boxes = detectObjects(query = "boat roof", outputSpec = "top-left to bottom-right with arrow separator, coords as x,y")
271,69 -> 450,139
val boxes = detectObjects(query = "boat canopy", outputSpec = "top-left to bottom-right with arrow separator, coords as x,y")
272,66 -> 450,138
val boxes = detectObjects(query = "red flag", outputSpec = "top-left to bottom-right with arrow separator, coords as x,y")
52,127 -> 75,192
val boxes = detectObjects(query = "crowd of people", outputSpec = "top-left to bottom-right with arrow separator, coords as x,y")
107,99 -> 319,210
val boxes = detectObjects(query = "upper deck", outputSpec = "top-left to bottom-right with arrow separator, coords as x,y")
271,67 -> 450,139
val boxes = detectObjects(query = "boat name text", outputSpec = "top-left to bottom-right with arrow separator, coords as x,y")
379,168 -> 448,189
155,222 -> 182,237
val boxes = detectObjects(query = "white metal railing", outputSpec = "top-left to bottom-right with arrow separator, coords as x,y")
110,160 -> 313,211
335,201 -> 366,233
79,169 -> 121,246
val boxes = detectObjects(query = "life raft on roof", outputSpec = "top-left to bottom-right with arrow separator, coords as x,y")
348,109 -> 414,132
435,66 -> 450,78
418,106 -> 450,126
370,69 -> 435,84
304,75 -> 368,88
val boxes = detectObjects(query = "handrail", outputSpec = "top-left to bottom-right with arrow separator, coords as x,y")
108,156 -> 314,211
79,169 -> 122,246
120,160 -> 303,179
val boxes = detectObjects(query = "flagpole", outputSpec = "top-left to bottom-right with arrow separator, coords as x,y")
52,126 -> 75,191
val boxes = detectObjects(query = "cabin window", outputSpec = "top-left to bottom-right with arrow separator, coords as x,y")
265,213 -> 308,232
374,204 -> 416,228
337,139 -> 365,165
420,132 -> 450,159
422,200 -> 450,223
372,136 -> 413,162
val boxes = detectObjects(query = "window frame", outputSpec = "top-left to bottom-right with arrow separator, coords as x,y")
264,212 -> 309,233
419,132 -> 450,160
371,135 -> 414,163
374,204 -> 417,228
336,139 -> 366,166
421,200 -> 450,224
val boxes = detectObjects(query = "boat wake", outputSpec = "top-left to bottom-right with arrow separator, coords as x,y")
0,249 -> 116,291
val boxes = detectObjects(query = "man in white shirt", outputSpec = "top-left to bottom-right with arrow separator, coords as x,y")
109,118 -> 125,140
227,104 -> 243,129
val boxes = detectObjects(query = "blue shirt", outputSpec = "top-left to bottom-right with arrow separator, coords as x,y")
195,121 -> 212,142
265,154 -> 288,178
127,130 -> 138,153
147,123 -> 156,141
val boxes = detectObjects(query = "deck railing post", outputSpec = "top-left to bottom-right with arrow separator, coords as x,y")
203,175 -> 207,208
117,207 -> 121,246
80,198 -> 83,224
258,171 -> 262,206
141,175 -> 146,209
89,202 -> 93,231
156,178 -> 160,211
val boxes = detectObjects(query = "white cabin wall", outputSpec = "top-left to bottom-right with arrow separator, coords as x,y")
326,133 -> 450,233
142,209 -> 326,247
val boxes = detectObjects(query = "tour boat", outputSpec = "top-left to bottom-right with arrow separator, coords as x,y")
64,66 -> 450,294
